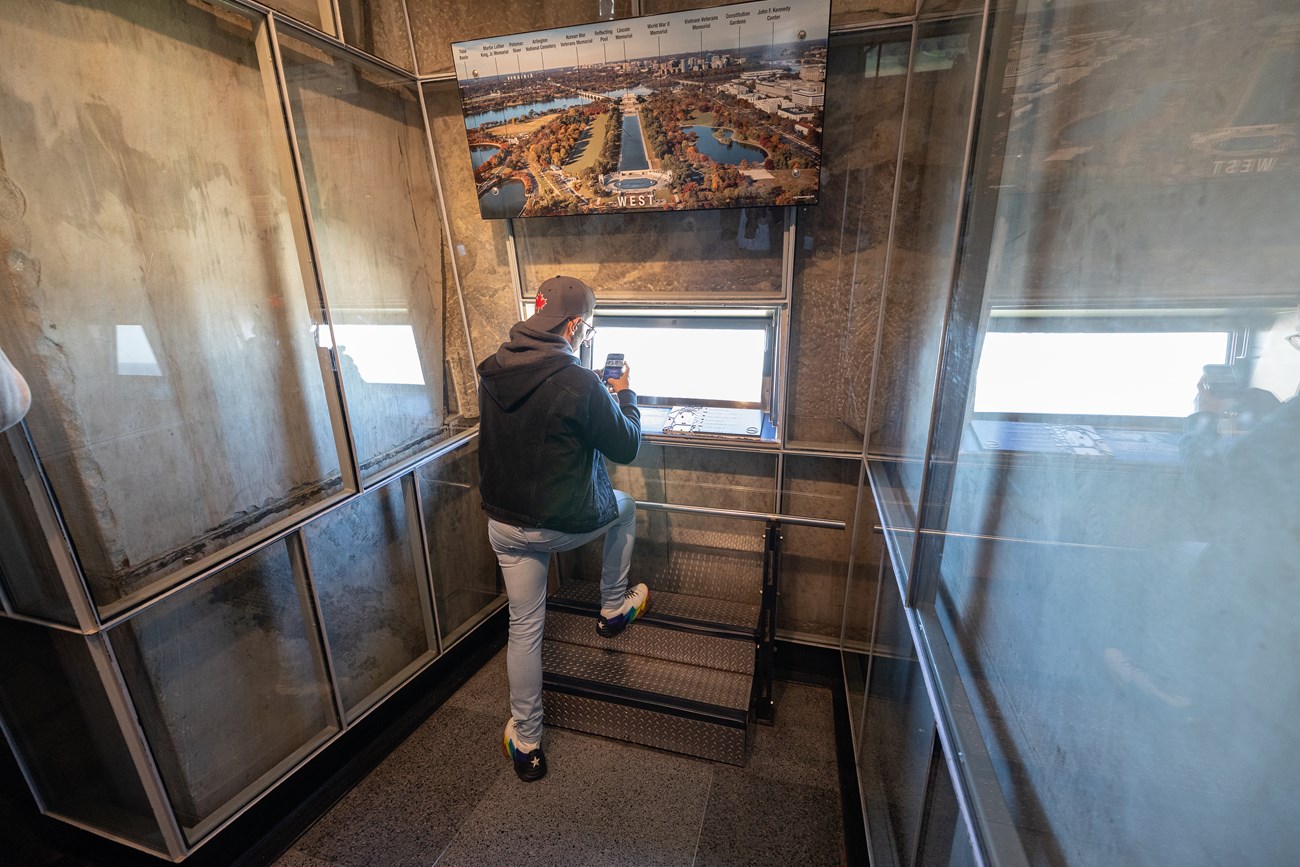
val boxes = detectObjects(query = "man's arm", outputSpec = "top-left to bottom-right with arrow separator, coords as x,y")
586,364 -> 641,465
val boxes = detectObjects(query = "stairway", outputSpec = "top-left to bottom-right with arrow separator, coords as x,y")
541,532 -> 768,765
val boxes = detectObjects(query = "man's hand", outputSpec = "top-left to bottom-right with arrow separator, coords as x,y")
606,360 -> 631,393
1194,378 -> 1236,416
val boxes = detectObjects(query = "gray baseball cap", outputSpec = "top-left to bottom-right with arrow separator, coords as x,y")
525,275 -> 596,330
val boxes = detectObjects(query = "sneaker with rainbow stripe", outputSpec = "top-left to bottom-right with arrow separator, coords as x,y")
502,718 -> 547,782
596,583 -> 649,638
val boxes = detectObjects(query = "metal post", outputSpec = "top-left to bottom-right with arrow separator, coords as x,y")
754,519 -> 781,725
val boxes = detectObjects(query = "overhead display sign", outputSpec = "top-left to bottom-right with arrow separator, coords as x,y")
451,0 -> 830,219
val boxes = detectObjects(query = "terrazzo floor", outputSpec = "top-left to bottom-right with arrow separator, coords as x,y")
272,647 -> 846,867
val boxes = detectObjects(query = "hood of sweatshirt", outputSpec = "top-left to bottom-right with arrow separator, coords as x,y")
477,321 -> 582,412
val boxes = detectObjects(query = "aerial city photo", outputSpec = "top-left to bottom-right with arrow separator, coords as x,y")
452,0 -> 831,218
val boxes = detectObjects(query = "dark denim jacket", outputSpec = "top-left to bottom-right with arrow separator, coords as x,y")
477,324 -> 641,533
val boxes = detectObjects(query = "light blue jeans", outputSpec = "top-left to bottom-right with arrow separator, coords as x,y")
487,490 -> 637,745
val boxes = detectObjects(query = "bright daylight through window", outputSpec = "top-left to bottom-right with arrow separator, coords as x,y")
973,330 -> 1232,417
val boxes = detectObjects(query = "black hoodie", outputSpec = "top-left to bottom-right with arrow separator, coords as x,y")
477,322 -> 641,532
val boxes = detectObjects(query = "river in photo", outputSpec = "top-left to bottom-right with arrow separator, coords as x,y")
684,125 -> 767,166
478,178 -> 526,219
619,114 -> 650,172
470,144 -> 501,169
465,96 -> 590,129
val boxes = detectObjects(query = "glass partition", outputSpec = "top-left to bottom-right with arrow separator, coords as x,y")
280,33 -> 450,482
108,539 -> 338,844
788,26 -> 911,451
303,479 -> 436,720
0,433 -> 76,624
921,1 -> 1300,865
416,440 -> 504,645
0,0 -> 344,615
859,561 -> 935,867
778,454 -> 863,641
0,620 -> 165,852
264,0 -> 328,32
865,13 -> 981,577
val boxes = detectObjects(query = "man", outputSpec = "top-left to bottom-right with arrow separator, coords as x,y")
477,275 -> 649,782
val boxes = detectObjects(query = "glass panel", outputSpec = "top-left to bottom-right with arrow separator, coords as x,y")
833,0 -> 917,29
916,738 -> 977,867
514,207 -> 786,300
303,479 -> 436,720
860,561 -> 933,867
109,540 -> 337,844
0,622 -> 164,851
337,0 -> 415,70
597,443 -> 776,590
422,80 -> 520,410
865,15 -> 980,570
778,455 -> 861,641
0,435 -> 75,624
0,0 -> 343,614
280,35 -> 451,481
929,2 -> 1300,866
416,441 -> 503,644
789,27 -> 911,451
407,0 -> 637,77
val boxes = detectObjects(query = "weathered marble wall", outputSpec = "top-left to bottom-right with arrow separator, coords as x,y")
787,28 -> 910,450
281,35 -> 449,479
514,207 -> 785,299
263,0 -> 325,31
641,0 -> 915,30
406,0 -> 636,77
423,81 -> 520,408
0,1 -> 342,611
337,0 -> 415,70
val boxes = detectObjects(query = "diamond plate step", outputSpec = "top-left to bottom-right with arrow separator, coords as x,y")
541,641 -> 752,719
549,579 -> 760,638
542,691 -> 747,765
544,610 -> 755,676
636,546 -> 763,604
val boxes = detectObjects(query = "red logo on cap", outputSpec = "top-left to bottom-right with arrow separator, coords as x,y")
535,291 -> 546,311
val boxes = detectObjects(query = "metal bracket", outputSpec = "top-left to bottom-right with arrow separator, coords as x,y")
754,519 -> 781,725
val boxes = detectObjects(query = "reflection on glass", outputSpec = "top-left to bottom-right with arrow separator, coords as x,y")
304,479 -> 436,719
114,325 -> 162,377
0,622 -> 165,851
109,541 -> 337,844
0,0 -> 343,613
866,14 -> 980,573
926,2 -> 1300,865
280,33 -> 449,481
417,441 -> 504,644
0,437 -> 77,624
778,455 -> 860,640
788,27 -> 910,450
860,563 -> 933,867
973,329 -> 1231,417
